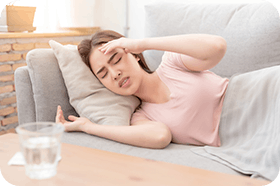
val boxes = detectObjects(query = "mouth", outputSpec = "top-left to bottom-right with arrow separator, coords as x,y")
119,77 -> 130,88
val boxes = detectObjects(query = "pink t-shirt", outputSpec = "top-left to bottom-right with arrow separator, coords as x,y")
131,52 -> 229,147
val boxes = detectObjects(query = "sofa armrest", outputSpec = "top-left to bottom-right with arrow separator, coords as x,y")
14,66 -> 36,124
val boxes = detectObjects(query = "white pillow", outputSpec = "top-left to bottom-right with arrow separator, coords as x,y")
49,40 -> 140,126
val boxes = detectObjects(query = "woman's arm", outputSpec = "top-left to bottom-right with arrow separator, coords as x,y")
99,34 -> 227,71
56,106 -> 171,149
83,120 -> 172,149
142,34 -> 227,71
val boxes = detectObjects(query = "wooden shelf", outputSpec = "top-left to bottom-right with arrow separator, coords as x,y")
0,27 -> 100,39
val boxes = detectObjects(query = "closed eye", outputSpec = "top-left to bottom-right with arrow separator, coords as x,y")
101,57 -> 121,79
101,71 -> 108,79
114,57 -> 122,65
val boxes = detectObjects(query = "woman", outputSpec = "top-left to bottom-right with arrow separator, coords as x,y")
56,30 -> 228,149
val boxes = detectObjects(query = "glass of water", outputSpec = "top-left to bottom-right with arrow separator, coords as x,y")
15,122 -> 64,180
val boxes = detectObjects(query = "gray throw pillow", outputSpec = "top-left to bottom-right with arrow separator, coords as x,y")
49,40 -> 140,126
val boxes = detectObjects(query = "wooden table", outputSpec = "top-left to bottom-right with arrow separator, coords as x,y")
0,133 -> 270,186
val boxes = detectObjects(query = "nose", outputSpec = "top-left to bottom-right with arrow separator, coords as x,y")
112,70 -> 121,81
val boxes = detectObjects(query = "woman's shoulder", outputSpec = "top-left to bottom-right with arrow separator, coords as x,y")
131,105 -> 151,124
162,51 -> 178,62
159,51 -> 191,72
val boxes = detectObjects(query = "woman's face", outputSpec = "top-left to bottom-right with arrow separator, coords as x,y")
89,46 -> 143,96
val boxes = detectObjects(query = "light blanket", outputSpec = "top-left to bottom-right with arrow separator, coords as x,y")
191,65 -> 280,181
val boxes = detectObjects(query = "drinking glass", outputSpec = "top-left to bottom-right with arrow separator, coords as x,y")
15,122 -> 64,180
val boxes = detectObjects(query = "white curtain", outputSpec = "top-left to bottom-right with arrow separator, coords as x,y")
33,0 -> 60,31
56,0 -> 96,28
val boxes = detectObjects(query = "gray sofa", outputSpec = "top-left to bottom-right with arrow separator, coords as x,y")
15,2 -> 280,179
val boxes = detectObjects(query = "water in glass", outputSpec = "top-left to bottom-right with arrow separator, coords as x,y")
22,136 -> 60,179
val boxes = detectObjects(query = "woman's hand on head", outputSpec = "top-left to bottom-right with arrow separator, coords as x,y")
55,105 -> 92,132
98,38 -> 145,55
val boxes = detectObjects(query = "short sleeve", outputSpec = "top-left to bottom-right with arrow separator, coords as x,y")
161,51 -> 191,71
130,109 -> 150,124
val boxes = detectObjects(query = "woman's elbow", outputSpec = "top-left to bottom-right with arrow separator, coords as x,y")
208,36 -> 227,68
216,36 -> 227,57
156,128 -> 172,149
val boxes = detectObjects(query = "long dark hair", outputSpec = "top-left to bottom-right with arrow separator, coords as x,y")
78,30 -> 153,74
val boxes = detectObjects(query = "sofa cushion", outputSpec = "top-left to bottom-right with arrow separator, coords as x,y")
49,40 -> 140,126
61,131 -> 243,177
144,2 -> 280,78
26,49 -> 78,122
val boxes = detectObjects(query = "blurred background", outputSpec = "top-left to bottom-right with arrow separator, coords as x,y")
0,0 -> 279,135
1,0 -> 279,38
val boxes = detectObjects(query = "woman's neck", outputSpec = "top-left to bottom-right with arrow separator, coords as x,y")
133,71 -> 170,104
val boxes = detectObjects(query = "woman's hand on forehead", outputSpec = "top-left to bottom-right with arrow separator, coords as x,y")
98,38 -> 145,55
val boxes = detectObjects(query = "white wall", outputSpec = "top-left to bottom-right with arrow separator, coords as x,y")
93,0 -> 126,35
57,0 -> 96,28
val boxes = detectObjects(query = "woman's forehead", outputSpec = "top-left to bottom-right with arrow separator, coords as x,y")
89,48 -> 123,69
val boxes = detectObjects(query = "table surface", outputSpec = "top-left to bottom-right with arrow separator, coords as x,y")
0,133 -> 270,186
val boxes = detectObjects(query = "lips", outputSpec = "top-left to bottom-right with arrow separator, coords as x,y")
119,77 -> 129,87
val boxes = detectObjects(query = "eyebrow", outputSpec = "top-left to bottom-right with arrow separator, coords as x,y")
96,52 -> 118,75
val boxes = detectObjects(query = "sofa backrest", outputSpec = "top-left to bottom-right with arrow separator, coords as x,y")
144,2 -> 280,78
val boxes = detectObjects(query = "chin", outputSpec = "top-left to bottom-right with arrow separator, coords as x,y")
119,87 -> 138,96
118,91 -> 134,96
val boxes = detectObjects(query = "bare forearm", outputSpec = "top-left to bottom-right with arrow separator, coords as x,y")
141,34 -> 226,61
81,122 -> 171,149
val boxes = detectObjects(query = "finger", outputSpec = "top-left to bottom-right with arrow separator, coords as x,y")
99,41 -> 113,51
104,45 -> 116,55
56,105 -> 61,115
98,43 -> 107,51
99,43 -> 111,52
58,110 -> 67,123
55,113 -> 60,123
56,106 -> 62,123
100,41 -> 120,54
59,111 -> 63,119
68,115 -> 78,121
104,48 -> 111,55
99,46 -> 109,54
99,46 -> 107,53
56,112 -> 65,123
56,112 -> 62,123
